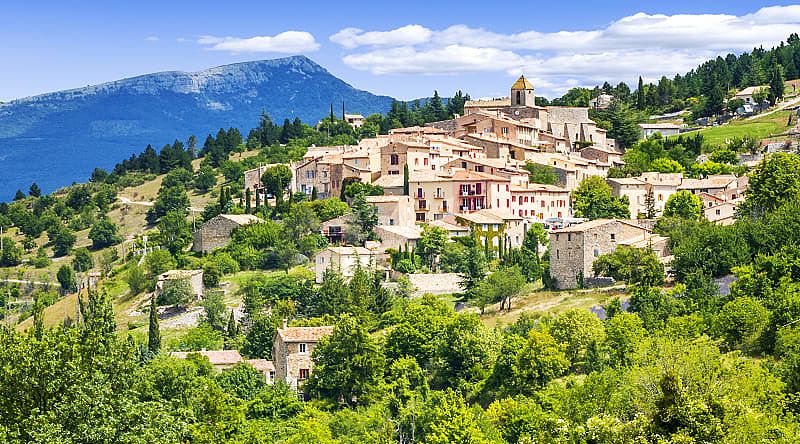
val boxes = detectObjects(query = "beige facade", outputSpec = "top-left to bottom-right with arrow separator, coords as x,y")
640,172 -> 682,214
509,183 -> 571,221
376,225 -> 422,252
705,201 -> 738,225
192,214 -> 264,253
607,178 -> 648,218
456,208 -> 526,251
272,323 -> 334,394
548,219 -> 669,289
314,246 -> 379,283
366,195 -> 415,227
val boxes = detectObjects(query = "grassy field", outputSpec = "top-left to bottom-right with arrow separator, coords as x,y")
477,286 -> 626,329
691,110 -> 794,147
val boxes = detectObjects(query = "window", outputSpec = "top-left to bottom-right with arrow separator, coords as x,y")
269,371 -> 275,380
556,250 -> 560,259
390,154 -> 399,165
389,218 -> 395,226
416,213 -> 426,222
475,165 -> 484,172
567,234 -> 572,241
424,158 -> 429,166
299,343 -> 307,354
482,224 -> 488,231
299,369 -> 309,380
716,209 -> 721,215
594,249 -> 599,257
502,127 -> 509,135
610,233 -> 616,241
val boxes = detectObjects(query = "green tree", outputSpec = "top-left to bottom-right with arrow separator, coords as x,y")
193,166 -> 217,192
524,162 -> 558,185
768,63 -> 785,104
159,210 -> 192,255
215,363 -> 266,400
739,152 -> 800,216
0,237 -> 23,266
424,389 -> 497,444
147,185 -> 190,225
603,312 -> 647,367
305,315 -> 385,407
458,236 -> 488,295
49,224 -> 76,257
572,176 -> 630,219
125,263 -> 147,295
650,157 -> 685,173
148,296 -> 161,355
474,266 -> 526,313
202,290 -> 227,331
664,190 -> 703,220
403,164 -> 409,196
713,296 -> 769,353
606,101 -> 642,148
418,224 -> 449,270
28,182 -> 41,197
592,246 -> 665,286
157,278 -> 195,307
88,218 -> 123,249
72,247 -> 93,273
242,314 -> 281,359
261,165 -> 292,204
345,193 -> 378,245
56,265 -> 77,294
549,308 -> 605,369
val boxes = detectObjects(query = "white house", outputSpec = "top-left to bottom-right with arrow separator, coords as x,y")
638,123 -> 681,139
314,246 -> 379,283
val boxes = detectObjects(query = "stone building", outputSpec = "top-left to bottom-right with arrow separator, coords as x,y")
272,322 -> 334,396
366,195 -> 415,227
455,208 -> 525,253
607,177 -> 648,218
548,219 -> 670,290
313,246 -> 379,283
192,214 -> 264,253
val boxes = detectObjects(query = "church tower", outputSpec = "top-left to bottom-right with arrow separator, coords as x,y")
511,74 -> 535,107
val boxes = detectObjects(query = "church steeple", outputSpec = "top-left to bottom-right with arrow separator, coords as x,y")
511,74 -> 535,107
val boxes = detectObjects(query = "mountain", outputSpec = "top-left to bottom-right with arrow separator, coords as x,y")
0,56 -> 395,201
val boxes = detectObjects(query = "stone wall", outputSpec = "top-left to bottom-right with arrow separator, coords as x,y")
192,216 -> 241,253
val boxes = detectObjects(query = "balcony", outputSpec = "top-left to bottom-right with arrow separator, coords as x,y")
459,189 -> 485,197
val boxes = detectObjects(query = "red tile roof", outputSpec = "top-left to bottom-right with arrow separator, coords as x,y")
276,326 -> 334,343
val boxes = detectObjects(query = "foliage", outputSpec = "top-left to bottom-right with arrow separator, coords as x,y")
664,190 -> 703,220
157,278 -> 195,307
572,176 -> 631,219
89,218 -> 123,249
739,152 -> 800,216
593,246 -> 665,286
523,162 -> 558,185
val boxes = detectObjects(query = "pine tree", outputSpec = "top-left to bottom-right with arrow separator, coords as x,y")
28,182 -> 41,197
311,186 -> 318,201
148,296 -> 161,355
255,188 -> 261,212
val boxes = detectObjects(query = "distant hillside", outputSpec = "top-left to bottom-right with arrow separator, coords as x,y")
0,56 -> 395,201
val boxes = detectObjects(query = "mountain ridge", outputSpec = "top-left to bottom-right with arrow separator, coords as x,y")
0,56 -> 395,200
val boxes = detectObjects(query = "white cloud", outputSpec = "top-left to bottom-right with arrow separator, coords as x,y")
145,36 -> 159,42
198,31 -> 320,53
330,25 -> 432,49
330,5 -> 800,95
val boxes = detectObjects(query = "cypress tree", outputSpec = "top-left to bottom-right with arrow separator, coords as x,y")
311,186 -> 318,201
245,188 -> 252,213
637,76 -> 645,110
403,164 -> 410,196
227,310 -> 237,338
255,189 -> 261,212
148,296 -> 161,355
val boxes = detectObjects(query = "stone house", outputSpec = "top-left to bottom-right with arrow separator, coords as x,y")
677,175 -> 741,198
455,208 -> 525,254
705,201 -> 739,225
169,350 -> 276,382
273,322 -> 334,396
376,225 -> 423,254
366,195 -> 415,227
548,219 -> 670,290
313,246 -> 379,283
607,178 -> 648,218
192,214 -> 264,253
640,172 -> 682,214
156,269 -> 204,299
344,113 -> 365,128
320,215 -> 348,245
509,182 -> 571,221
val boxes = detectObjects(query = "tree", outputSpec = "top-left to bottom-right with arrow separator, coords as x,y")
126,263 -> 147,295
49,224 -> 76,257
215,363 -> 266,400
194,166 -> 217,192
636,76 -> 645,110
524,162 -> 558,185
769,63 -> 785,104
13,189 -> 25,201
607,101 -> 642,148
572,176 -> 630,219
72,247 -> 93,273
159,210 -> 192,255
424,389 -> 496,444
549,308 -> 605,369
242,314 -> 281,359
148,296 -> 161,355
157,278 -> 195,307
56,265 -> 78,294
28,182 -> 41,197
592,246 -> 665,286
305,315 -> 385,407
458,235 -> 488,295
664,190 -> 703,220
147,185 -> 189,225
474,266 -> 526,313
88,218 -> 122,249
603,312 -> 647,367
202,290 -> 227,331
713,296 -> 769,353
345,194 -> 378,245
739,152 -> 800,216
0,237 -> 23,266
650,157 -> 684,173
644,188 -> 657,218
261,165 -> 292,203
418,224 -> 449,270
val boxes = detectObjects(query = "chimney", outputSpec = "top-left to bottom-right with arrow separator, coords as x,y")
282,318 -> 288,330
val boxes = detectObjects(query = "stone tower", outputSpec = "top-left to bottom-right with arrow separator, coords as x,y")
511,74 -> 535,107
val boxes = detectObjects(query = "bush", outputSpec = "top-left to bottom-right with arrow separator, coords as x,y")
157,279 -> 195,307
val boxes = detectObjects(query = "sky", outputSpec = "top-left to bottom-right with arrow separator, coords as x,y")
2,1 -> 800,102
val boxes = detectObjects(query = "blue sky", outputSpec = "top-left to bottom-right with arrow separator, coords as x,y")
2,1 -> 800,102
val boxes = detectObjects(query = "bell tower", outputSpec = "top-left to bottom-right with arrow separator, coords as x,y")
511,74 -> 535,107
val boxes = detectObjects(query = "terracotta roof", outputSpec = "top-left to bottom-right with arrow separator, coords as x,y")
169,350 -> 243,366
373,175 -> 405,188
457,208 -> 522,225
512,74 -> 534,90
465,98 -> 511,108
365,195 -> 404,203
276,326 -> 334,343
678,175 -> 737,190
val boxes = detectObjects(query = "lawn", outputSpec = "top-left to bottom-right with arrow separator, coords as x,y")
691,110 -> 793,147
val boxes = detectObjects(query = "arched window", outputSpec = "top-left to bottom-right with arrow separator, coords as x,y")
516,91 -> 521,104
